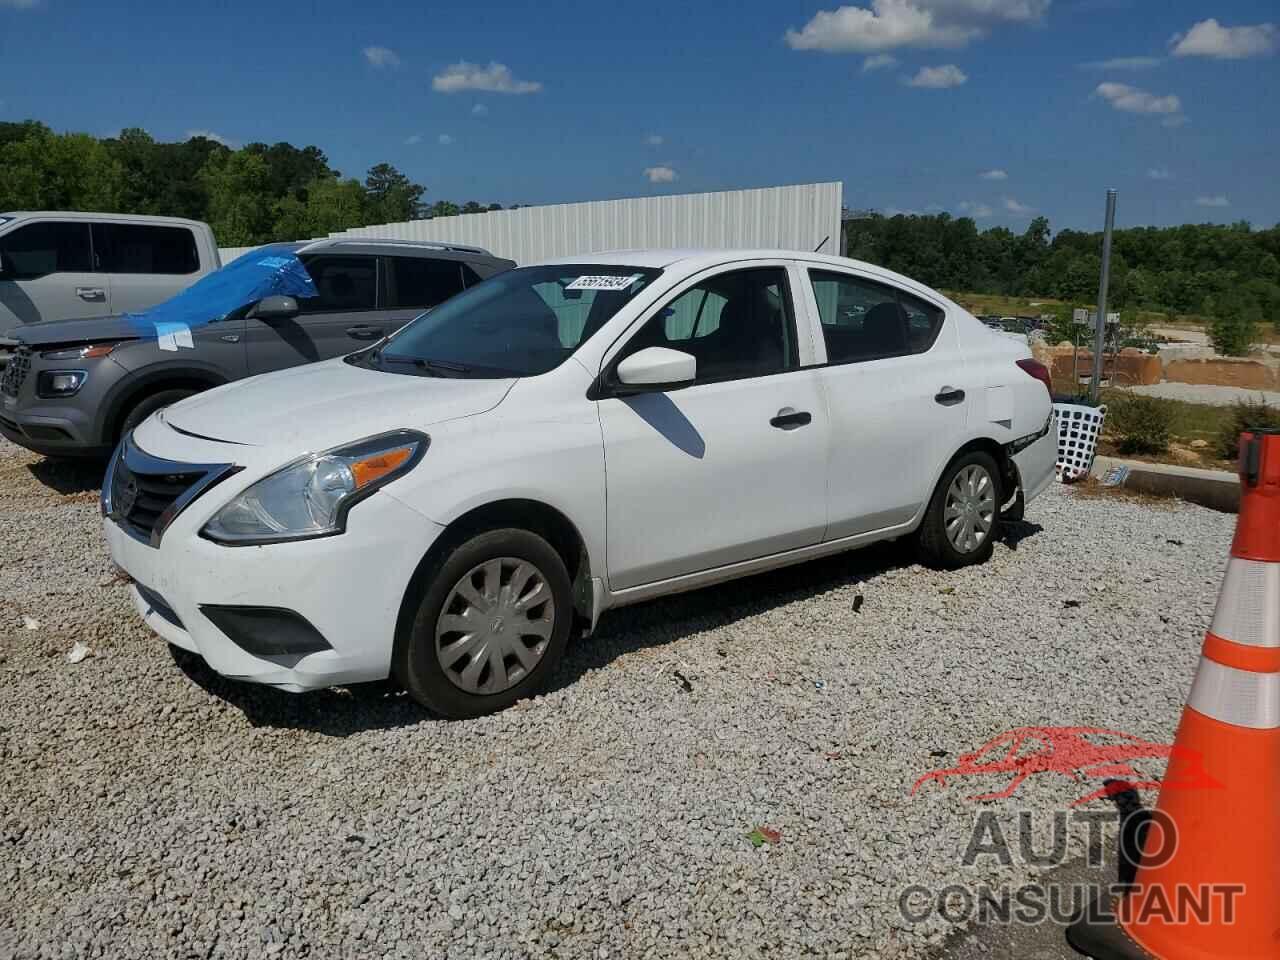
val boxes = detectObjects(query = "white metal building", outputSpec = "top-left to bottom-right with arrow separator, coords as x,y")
219,181 -> 843,265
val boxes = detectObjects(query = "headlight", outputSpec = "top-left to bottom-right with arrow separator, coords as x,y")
201,430 -> 428,545
40,342 -> 121,360
36,370 -> 87,397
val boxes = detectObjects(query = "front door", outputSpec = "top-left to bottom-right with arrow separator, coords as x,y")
598,265 -> 829,591
0,220 -> 109,334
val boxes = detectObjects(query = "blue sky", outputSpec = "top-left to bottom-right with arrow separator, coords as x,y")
0,0 -> 1276,232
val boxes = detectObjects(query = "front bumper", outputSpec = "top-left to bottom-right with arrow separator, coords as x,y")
104,454 -> 445,692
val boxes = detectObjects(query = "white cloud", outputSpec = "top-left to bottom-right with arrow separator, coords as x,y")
471,103 -> 489,116
404,134 -> 423,145
862,53 -> 899,71
432,61 -> 543,94
186,129 -> 237,148
0,0 -> 40,8
958,200 -> 994,218
643,165 -> 677,184
1147,166 -> 1173,180
785,0 -> 1049,54
1162,114 -> 1188,129
905,64 -> 968,87
1004,196 -> 1034,214
1195,195 -> 1230,208
1094,82 -> 1181,115
1079,56 -> 1162,71
644,134 -> 665,146
438,133 -> 454,145
363,46 -> 401,68
979,168 -> 1007,180
1171,19 -> 1277,60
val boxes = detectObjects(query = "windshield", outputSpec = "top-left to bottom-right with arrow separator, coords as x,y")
372,264 -> 661,377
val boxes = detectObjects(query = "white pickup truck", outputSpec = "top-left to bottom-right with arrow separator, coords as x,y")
0,211 -> 221,362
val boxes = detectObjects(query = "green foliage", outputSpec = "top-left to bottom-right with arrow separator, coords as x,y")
1215,398 -> 1280,460
1105,393 -> 1174,454
1208,288 -> 1262,356
0,119 -> 506,246
845,213 -> 1280,328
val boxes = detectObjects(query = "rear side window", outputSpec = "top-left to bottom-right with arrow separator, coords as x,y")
0,222 -> 92,279
385,257 -> 465,310
809,270 -> 945,363
94,223 -> 199,274
299,255 -> 378,312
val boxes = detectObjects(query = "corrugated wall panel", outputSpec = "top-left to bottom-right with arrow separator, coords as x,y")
218,181 -> 842,267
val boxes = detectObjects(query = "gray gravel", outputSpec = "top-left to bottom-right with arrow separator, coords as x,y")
1127,381 -> 1280,407
0,435 -> 1234,959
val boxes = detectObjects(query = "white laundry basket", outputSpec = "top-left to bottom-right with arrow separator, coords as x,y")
1053,401 -> 1107,482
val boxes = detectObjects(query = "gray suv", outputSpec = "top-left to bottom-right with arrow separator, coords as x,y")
0,238 -> 514,458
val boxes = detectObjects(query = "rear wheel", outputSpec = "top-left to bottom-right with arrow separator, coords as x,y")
119,388 -> 197,440
395,528 -> 572,719
917,451 -> 1002,569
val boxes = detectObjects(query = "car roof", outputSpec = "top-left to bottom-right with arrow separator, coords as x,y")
531,248 -> 959,307
0,210 -> 208,228
296,237 -> 507,262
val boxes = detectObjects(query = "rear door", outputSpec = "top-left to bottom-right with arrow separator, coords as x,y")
0,220 -> 108,332
801,266 -> 969,540
92,222 -> 202,315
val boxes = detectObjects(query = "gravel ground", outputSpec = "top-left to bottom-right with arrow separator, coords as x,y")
1127,381 -> 1280,407
0,435 -> 1234,960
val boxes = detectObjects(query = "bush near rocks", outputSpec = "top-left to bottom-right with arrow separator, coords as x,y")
1216,398 -> 1280,460
1106,393 -> 1174,455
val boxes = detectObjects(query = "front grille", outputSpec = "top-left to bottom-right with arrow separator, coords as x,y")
1,344 -> 31,398
111,460 -> 204,542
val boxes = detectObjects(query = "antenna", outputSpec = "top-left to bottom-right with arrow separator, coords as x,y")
813,235 -> 829,252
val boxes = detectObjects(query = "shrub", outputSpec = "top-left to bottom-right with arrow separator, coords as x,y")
1105,393 -> 1174,455
1208,290 -> 1262,357
1215,398 -> 1280,460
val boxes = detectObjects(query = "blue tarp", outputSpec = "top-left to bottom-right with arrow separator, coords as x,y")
123,246 -> 317,344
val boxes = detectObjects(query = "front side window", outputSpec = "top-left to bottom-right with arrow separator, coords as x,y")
298,255 -> 378,312
619,268 -> 797,383
809,270 -> 944,363
94,223 -> 199,275
0,222 -> 92,279
369,264 -> 660,377
386,257 -> 465,310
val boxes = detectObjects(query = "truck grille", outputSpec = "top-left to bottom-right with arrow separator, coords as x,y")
1,344 -> 31,398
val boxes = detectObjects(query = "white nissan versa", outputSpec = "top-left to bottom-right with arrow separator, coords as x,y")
102,250 -> 1056,717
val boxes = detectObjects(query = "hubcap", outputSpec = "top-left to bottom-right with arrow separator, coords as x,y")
944,464 -> 996,553
435,557 -> 556,695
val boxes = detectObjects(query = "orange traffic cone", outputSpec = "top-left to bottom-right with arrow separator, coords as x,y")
1069,429 -> 1280,959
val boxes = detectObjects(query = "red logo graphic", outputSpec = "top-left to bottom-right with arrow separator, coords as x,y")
910,726 -> 1223,806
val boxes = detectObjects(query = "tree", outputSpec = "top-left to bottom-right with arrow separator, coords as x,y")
427,200 -> 460,219
0,128 -> 123,211
364,163 -> 424,222
1209,289 -> 1262,357
246,142 -> 335,203
198,150 -> 273,246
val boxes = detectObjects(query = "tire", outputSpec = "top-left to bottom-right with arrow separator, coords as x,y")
917,450 -> 1003,569
119,388 -> 197,440
394,528 -> 573,719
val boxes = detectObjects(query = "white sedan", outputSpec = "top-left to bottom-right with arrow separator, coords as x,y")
102,250 -> 1056,717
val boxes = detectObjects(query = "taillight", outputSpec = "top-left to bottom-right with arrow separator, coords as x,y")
1016,358 -> 1052,395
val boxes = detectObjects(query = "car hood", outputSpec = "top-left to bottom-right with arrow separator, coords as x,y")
15,314 -> 143,347
161,358 -> 517,451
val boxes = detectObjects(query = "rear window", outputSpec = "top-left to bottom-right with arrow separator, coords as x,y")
298,255 -> 378,312
808,269 -> 945,363
0,221 -> 92,278
385,257 -> 466,310
93,223 -> 199,275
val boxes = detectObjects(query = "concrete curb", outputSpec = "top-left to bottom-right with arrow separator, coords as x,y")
1090,455 -> 1239,513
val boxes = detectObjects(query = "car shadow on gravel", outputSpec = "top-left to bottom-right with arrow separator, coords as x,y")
26,457 -> 108,496
171,521 -> 1045,735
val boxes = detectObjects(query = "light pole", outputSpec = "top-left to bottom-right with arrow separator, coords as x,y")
1090,189 -> 1117,403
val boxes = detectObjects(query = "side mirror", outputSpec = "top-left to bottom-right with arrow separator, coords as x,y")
615,347 -> 696,393
253,294 -> 299,320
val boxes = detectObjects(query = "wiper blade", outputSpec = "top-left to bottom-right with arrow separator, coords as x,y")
418,358 -> 471,373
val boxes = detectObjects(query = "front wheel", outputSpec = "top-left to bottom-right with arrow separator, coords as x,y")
395,528 -> 573,719
917,451 -> 1002,569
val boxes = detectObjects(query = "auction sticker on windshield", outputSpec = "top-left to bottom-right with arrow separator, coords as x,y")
565,274 -> 641,291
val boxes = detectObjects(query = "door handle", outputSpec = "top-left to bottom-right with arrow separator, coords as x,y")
76,287 -> 106,302
934,387 -> 966,406
346,325 -> 383,340
770,408 -> 812,430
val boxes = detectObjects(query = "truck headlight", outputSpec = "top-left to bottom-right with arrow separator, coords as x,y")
36,370 -> 87,397
201,431 -> 428,545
